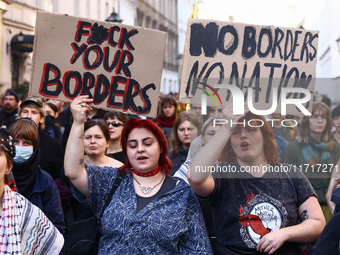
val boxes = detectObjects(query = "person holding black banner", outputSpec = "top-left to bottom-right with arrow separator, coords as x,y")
188,104 -> 325,255
64,95 -> 213,254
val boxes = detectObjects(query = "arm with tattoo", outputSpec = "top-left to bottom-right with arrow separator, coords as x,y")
300,210 -> 309,222
257,197 -> 325,254
64,95 -> 93,196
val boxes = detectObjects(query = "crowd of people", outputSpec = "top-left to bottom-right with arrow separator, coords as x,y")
1,86 -> 340,254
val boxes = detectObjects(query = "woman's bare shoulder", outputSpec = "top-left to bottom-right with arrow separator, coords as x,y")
107,156 -> 124,168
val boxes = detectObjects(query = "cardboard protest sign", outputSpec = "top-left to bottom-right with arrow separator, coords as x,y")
30,12 -> 167,117
180,19 -> 319,116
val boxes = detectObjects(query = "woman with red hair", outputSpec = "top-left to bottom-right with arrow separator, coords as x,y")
64,95 -> 212,254
188,104 -> 325,255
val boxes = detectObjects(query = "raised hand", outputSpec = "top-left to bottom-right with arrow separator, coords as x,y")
70,95 -> 94,124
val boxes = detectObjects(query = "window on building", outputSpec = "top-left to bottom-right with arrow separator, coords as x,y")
162,78 -> 167,93
145,16 -> 151,28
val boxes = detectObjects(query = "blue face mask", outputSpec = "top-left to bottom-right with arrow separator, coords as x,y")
14,146 -> 33,163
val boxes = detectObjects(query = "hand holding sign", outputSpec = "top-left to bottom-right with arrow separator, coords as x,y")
70,96 -> 94,124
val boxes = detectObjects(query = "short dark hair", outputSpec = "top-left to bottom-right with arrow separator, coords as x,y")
45,101 -> 59,114
158,95 -> 177,119
9,118 -> 39,148
104,111 -> 129,125
331,105 -> 340,119
84,119 -> 110,142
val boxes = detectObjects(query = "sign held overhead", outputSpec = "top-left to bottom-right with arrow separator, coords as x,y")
30,12 -> 167,118
180,19 -> 319,115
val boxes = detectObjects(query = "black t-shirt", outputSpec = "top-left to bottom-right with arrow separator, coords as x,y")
208,162 -> 316,252
106,151 -> 126,164
136,175 -> 177,213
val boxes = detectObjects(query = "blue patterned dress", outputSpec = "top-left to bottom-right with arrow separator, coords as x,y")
71,164 -> 213,254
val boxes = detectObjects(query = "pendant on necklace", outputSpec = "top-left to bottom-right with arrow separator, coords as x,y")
139,185 -> 154,195
132,172 -> 164,195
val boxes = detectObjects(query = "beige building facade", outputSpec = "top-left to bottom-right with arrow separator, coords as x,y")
136,0 -> 178,94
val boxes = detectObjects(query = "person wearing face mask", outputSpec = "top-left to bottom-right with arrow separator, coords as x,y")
19,97 -> 64,181
9,118 -> 66,236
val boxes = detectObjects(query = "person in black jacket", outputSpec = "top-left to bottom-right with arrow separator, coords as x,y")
19,97 -> 64,180
314,212 -> 340,255
0,89 -> 20,130
9,118 -> 65,235
43,100 -> 63,143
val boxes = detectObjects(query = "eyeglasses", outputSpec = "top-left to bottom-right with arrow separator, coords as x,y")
311,114 -> 327,121
231,126 -> 257,138
204,130 -> 216,137
106,121 -> 124,127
